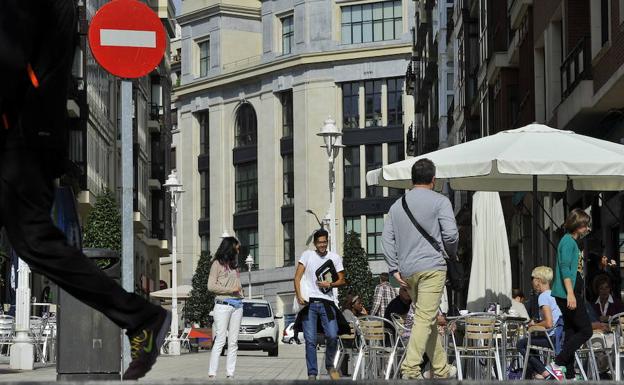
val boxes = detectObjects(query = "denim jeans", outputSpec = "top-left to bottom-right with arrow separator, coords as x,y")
302,301 -> 338,376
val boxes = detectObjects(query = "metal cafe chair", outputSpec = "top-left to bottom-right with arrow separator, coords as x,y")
450,312 -> 503,381
609,311 -> 624,381
384,312 -> 410,379
352,316 -> 396,380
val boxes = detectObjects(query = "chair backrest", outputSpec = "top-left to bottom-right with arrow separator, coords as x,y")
355,316 -> 395,348
339,322 -> 356,340
609,312 -> 624,350
464,313 -> 497,341
390,313 -> 409,338
180,327 -> 191,339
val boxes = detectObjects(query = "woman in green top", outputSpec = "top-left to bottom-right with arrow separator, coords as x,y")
545,209 -> 593,380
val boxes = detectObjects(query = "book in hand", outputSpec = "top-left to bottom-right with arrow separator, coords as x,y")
315,259 -> 338,294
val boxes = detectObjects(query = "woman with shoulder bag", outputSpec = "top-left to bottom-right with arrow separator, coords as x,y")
207,237 -> 244,379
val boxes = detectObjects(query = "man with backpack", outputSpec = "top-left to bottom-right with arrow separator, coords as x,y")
381,158 -> 459,379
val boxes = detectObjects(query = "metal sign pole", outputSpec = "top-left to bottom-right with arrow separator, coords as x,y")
120,79 -> 133,370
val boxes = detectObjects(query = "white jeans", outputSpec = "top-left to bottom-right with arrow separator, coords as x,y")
209,303 -> 243,377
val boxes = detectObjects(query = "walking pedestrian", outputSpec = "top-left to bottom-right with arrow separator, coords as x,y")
381,158 -> 459,379
293,229 -> 349,380
370,272 -> 396,317
207,237 -> 244,379
546,208 -> 593,380
0,1 -> 170,380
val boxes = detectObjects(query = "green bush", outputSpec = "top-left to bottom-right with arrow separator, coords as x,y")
339,231 -> 376,309
83,188 -> 121,267
185,251 -> 215,327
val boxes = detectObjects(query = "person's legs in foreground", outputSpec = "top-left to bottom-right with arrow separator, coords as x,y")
302,303 -> 320,379
553,296 -> 592,379
225,306 -> 243,377
517,336 -> 552,378
317,303 -> 340,379
0,150 -> 170,380
208,304 -> 233,377
401,271 -> 452,379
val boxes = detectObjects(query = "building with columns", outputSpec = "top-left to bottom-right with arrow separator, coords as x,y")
171,0 -> 414,319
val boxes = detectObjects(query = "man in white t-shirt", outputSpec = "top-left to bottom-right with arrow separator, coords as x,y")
294,229 -> 346,380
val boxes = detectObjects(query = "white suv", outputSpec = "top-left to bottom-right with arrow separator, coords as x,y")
236,299 -> 280,356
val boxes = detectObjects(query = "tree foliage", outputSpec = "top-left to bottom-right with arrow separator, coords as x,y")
339,231 -> 376,309
185,251 -> 215,327
83,188 -> 122,252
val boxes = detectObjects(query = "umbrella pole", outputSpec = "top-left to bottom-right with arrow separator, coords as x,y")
532,175 -> 538,267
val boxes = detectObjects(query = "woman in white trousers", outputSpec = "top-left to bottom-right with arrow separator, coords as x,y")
207,236 -> 244,378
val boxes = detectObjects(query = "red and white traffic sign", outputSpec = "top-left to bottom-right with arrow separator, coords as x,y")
88,0 -> 166,78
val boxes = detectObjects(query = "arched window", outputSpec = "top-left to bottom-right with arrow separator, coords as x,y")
235,103 -> 257,147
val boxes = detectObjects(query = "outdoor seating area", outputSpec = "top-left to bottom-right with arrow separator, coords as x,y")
0,307 -> 57,364
334,310 -> 624,381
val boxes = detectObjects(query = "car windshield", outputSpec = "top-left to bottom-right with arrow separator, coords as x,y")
243,303 -> 272,318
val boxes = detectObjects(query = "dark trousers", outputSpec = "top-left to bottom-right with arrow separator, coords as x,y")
554,274 -> 592,379
517,336 -> 550,376
0,148 -> 160,334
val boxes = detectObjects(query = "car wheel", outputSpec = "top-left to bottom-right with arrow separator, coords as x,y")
268,346 -> 278,357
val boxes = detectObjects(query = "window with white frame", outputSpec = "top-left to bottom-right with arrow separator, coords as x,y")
341,1 -> 402,44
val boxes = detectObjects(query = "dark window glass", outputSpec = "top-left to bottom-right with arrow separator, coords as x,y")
601,0 -> 609,46
387,78 -> 404,126
237,228 -> 259,268
343,146 -> 361,199
366,215 -> 384,260
283,221 -> 295,266
342,82 -> 360,129
235,162 -> 258,212
243,302 -> 271,317
199,111 -> 209,154
387,142 -> 405,196
199,40 -> 210,77
235,103 -> 257,147
365,80 -> 383,127
344,216 -> 362,240
200,171 -> 209,218
281,91 -> 293,138
341,0 -> 402,44
201,235 -> 210,254
365,145 -> 382,197
283,154 -> 294,205
282,16 -> 294,54
170,147 -> 176,170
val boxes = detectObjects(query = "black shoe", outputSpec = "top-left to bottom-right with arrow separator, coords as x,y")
123,309 -> 171,380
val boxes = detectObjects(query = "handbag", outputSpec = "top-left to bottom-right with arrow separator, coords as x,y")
401,195 -> 466,291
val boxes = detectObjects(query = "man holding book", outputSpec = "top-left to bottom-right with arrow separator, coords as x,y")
294,229 -> 348,380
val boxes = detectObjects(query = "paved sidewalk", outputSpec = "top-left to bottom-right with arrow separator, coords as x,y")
0,344 -> 337,382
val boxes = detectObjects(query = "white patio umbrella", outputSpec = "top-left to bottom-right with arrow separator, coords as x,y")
466,192 -> 512,312
366,124 -> 624,257
149,285 -> 193,300
366,124 -> 624,192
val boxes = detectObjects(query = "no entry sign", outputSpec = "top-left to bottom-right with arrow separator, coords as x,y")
88,0 -> 166,78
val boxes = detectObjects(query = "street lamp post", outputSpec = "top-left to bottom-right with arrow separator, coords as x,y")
10,258 -> 33,370
164,172 -> 184,356
245,255 -> 253,299
317,117 -> 343,253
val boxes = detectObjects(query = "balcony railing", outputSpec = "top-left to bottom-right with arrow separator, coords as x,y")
561,36 -> 591,98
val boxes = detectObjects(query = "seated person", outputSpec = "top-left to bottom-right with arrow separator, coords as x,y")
593,276 -> 624,323
585,301 -> 615,378
384,286 -> 411,321
517,266 -> 563,380
510,288 -> 530,320
342,294 -> 368,323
